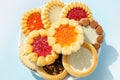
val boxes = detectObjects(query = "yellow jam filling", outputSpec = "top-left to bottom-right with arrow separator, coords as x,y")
54,25 -> 78,46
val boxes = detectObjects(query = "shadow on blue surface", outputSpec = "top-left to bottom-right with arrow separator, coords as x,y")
31,40 -> 118,80
77,40 -> 118,80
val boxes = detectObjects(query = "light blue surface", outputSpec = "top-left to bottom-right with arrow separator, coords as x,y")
0,0 -> 120,80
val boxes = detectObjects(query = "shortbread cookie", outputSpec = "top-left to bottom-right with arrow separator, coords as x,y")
47,18 -> 84,55
62,42 -> 98,77
60,2 -> 92,21
37,54 -> 67,80
23,30 -> 58,66
79,18 -> 104,50
19,44 -> 36,70
41,0 -> 65,28
21,8 -> 44,36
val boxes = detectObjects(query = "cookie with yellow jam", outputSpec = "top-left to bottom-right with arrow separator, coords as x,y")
47,18 -> 84,55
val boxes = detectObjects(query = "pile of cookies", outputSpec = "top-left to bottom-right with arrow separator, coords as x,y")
19,0 -> 104,80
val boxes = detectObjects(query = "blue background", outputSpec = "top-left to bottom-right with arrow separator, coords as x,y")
0,0 -> 120,80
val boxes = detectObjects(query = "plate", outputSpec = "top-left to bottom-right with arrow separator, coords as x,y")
18,30 -> 100,80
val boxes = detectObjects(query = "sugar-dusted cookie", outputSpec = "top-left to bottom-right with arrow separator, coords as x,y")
41,0 -> 65,28
23,30 -> 58,66
60,2 -> 92,21
19,44 -> 36,70
62,42 -> 98,77
21,8 -> 44,36
37,54 -> 67,80
79,18 -> 104,50
47,18 -> 84,55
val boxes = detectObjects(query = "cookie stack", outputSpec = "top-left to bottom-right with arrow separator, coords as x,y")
19,0 -> 104,80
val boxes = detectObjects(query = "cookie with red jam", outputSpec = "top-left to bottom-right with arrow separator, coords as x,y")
23,30 -> 58,66
60,2 -> 92,21
21,8 -> 44,36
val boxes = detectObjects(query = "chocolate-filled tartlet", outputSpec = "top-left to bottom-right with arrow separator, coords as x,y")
37,54 -> 67,80
43,54 -> 64,75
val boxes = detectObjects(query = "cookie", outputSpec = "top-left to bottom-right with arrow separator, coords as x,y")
47,18 -> 84,55
19,44 -> 36,70
23,30 -> 58,66
37,54 -> 67,80
79,18 -> 104,50
41,0 -> 65,28
60,2 -> 93,21
21,8 -> 44,36
62,42 -> 98,77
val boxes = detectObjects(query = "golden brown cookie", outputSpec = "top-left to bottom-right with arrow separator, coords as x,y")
62,42 -> 98,77
21,8 -> 44,36
90,19 -> 98,28
23,30 -> 58,66
47,18 -> 84,55
79,18 -> 104,50
19,44 -> 36,70
60,2 -> 93,21
41,0 -> 65,28
37,54 -> 67,80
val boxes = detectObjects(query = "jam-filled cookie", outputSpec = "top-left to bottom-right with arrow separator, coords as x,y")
47,18 -> 84,55
23,30 -> 58,66
37,54 -> 67,80
21,8 -> 44,36
41,0 -> 65,28
62,42 -> 98,77
60,2 -> 92,21
79,18 -> 104,50
20,44 -> 36,70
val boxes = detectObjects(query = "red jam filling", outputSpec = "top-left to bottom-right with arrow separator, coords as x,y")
32,36 -> 52,57
27,12 -> 44,31
67,7 -> 87,21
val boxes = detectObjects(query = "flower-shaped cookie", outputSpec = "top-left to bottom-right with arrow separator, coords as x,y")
60,2 -> 92,21
79,18 -> 104,50
20,44 -> 36,70
47,18 -> 84,55
41,0 -> 65,28
23,30 -> 58,66
21,8 -> 44,36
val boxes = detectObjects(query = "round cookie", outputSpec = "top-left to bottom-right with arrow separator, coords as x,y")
60,2 -> 92,21
21,8 -> 44,36
62,42 -> 98,77
37,54 -> 67,80
41,0 -> 65,28
19,44 -> 36,70
47,18 -> 84,55
23,30 -> 58,66
79,18 -> 104,50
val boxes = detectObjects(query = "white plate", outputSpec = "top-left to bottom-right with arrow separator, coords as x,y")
18,30 -> 100,80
